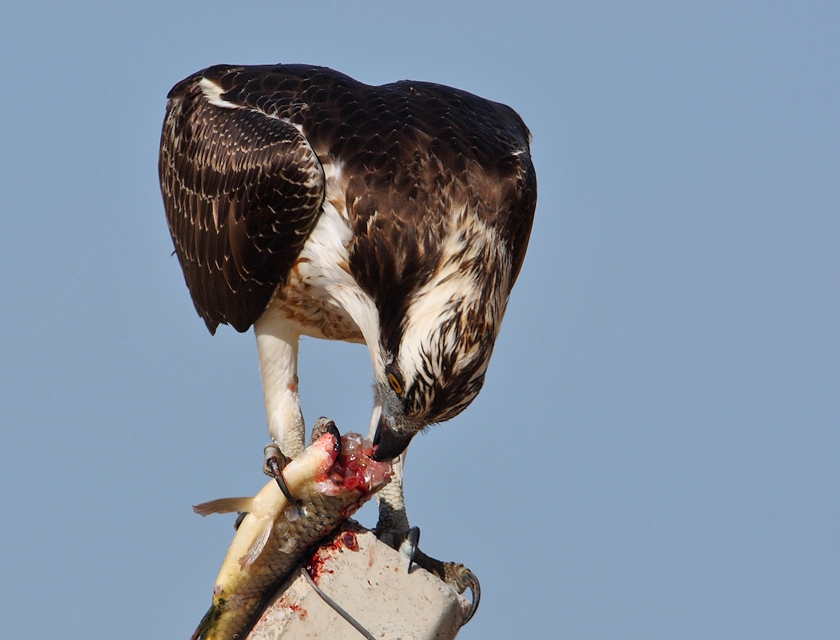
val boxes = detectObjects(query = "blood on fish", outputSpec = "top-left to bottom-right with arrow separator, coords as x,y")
313,433 -> 392,498
191,431 -> 392,640
339,502 -> 362,518
297,433 -> 393,581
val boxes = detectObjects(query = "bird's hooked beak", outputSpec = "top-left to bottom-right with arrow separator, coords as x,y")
372,413 -> 415,461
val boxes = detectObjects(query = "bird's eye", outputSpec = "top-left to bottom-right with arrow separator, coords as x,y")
387,371 -> 404,395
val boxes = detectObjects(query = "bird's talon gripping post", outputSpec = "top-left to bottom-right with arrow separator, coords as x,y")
263,444 -> 302,506
458,568 -> 481,627
403,526 -> 421,573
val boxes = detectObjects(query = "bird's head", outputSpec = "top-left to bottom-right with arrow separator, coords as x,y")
370,345 -> 492,461
370,259 -> 510,461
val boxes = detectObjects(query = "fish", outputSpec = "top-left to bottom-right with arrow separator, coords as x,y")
190,425 -> 393,640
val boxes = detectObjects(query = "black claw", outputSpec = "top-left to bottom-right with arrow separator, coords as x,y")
459,569 -> 481,626
265,448 -> 303,506
233,511 -> 248,530
311,418 -> 342,458
402,539 -> 481,626
271,462 -> 302,506
405,526 -> 421,573
325,420 -> 342,458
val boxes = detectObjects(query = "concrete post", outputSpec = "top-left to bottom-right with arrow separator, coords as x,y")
248,528 -> 472,639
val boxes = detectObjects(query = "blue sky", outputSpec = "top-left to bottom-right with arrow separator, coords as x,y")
1,2 -> 838,638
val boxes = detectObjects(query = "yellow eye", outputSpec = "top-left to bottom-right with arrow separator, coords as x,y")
387,372 -> 403,395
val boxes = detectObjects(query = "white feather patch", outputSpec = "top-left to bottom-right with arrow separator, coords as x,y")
293,194 -> 382,373
199,77 -> 239,109
398,205 -> 510,390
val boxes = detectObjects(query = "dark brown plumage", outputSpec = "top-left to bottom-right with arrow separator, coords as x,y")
159,63 -> 537,537
160,64 -> 535,345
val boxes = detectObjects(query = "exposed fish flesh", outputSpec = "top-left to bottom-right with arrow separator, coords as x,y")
191,429 -> 392,640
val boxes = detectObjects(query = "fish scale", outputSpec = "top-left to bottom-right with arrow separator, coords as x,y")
191,431 -> 392,640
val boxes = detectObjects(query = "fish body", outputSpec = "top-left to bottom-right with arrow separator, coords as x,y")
191,431 -> 392,640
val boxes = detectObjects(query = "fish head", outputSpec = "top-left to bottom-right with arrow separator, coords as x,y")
313,431 -> 393,499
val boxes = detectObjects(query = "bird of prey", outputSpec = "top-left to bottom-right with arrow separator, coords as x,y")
159,63 -> 537,546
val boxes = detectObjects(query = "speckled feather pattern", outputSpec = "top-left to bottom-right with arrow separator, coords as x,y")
192,482 -> 366,640
159,62 -> 537,426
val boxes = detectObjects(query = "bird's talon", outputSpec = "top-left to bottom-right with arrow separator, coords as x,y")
263,444 -> 301,506
407,546 -> 481,626
233,511 -> 248,530
402,526 -> 421,573
262,444 -> 287,476
310,417 -> 342,459
455,567 -> 481,626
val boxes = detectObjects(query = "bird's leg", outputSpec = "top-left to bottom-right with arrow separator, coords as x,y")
410,543 -> 481,626
366,413 -> 480,625
393,526 -> 480,625
373,452 -> 410,546
254,312 -> 306,501
367,403 -> 410,542
265,418 -> 342,511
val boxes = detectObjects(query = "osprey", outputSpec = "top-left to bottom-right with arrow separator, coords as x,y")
159,64 -> 536,543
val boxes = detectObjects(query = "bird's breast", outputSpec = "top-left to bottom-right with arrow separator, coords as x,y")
266,196 -> 374,346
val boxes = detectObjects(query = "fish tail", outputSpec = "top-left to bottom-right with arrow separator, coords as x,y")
190,601 -> 222,640
193,497 -> 254,516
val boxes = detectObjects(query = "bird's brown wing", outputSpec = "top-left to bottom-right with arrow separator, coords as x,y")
159,71 -> 325,333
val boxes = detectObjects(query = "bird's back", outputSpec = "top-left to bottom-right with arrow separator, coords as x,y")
160,64 -> 537,338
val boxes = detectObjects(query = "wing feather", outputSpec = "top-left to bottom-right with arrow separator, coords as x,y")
159,71 -> 325,333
